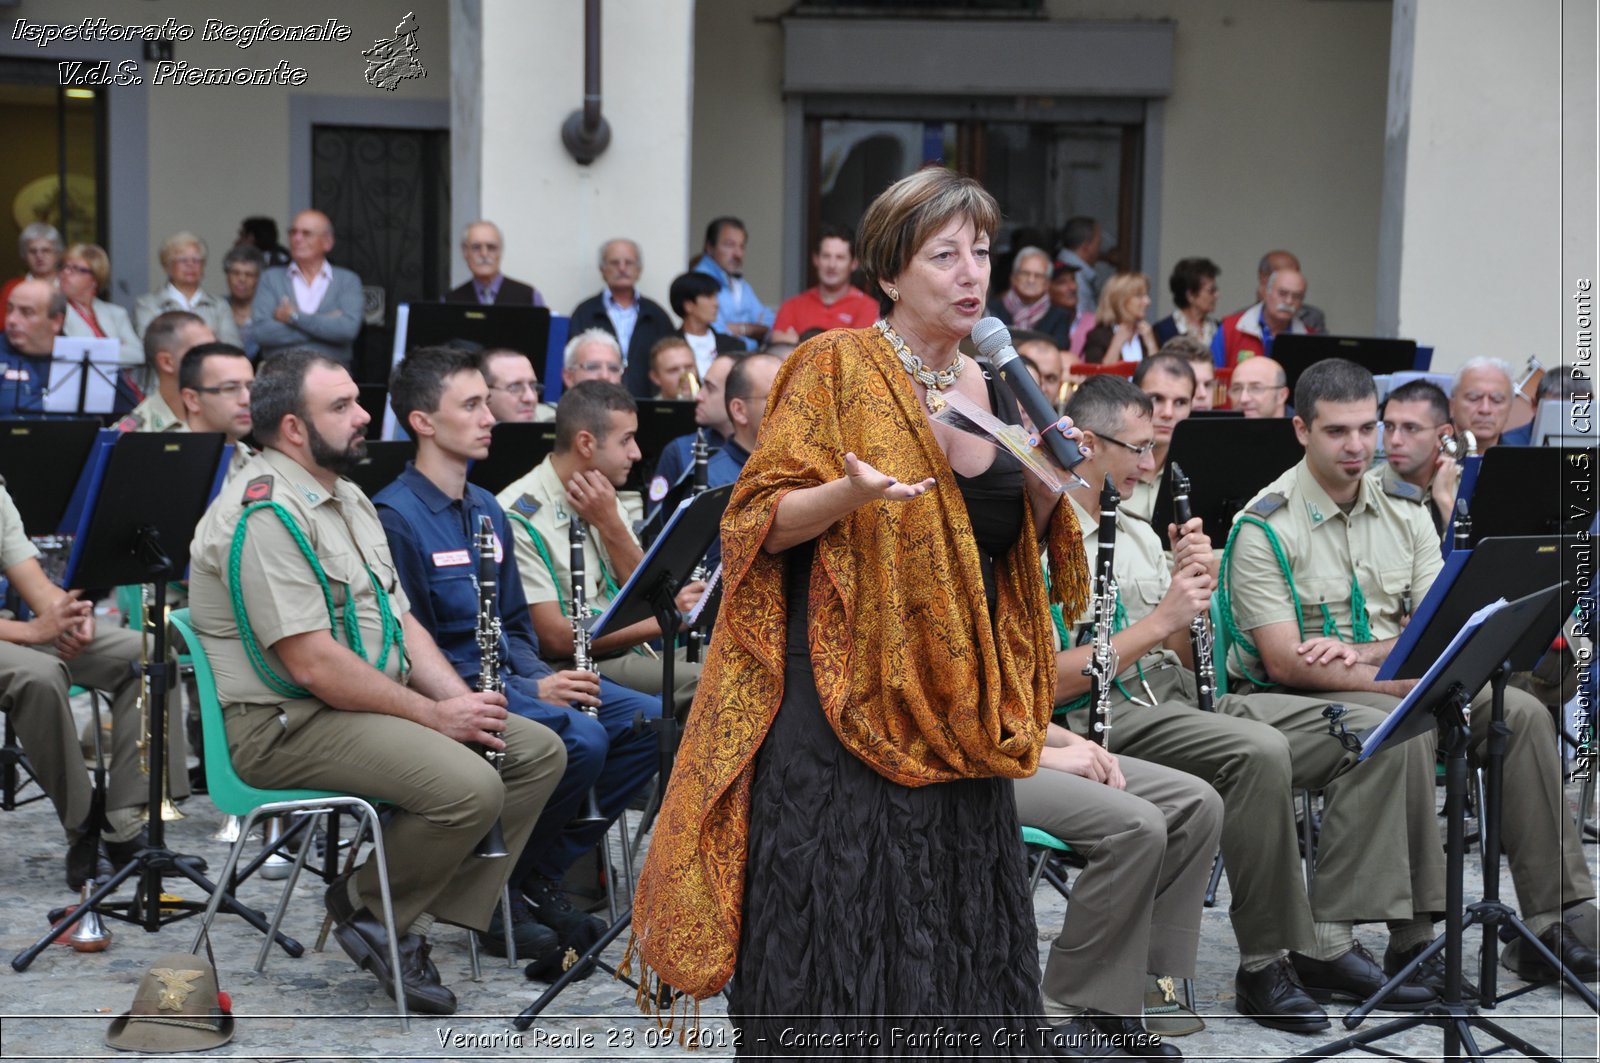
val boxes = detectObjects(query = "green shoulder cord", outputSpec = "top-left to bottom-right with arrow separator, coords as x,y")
1217,515 -> 1372,690
228,501 -> 404,699
506,510 -> 638,653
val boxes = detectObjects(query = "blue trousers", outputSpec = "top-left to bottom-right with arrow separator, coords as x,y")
503,671 -> 660,883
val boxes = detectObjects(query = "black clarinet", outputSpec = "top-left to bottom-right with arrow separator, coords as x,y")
568,516 -> 607,827
1082,475 -> 1121,746
685,429 -> 711,664
1169,463 -> 1215,713
1453,497 -> 1472,552
471,515 -> 510,859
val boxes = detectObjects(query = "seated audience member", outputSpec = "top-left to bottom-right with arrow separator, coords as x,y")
1154,258 -> 1220,348
648,351 -> 739,499
1,280 -> 66,416
1222,358 -> 1598,986
1378,378 -> 1458,536
1012,329 -> 1069,413
59,242 -> 141,370
1055,215 -> 1104,316
250,211 -> 363,365
560,328 -> 626,390
1227,356 -> 1289,418
700,353 -> 781,570
987,246 -> 1073,349
769,224 -> 880,344
1213,268 -> 1309,368
447,220 -> 544,307
568,238 -> 675,398
235,216 -> 290,266
0,481 -> 193,888
692,216 -> 773,350
1157,336 -> 1216,411
647,336 -> 699,400
189,349 -> 566,1012
178,341 -> 258,475
1049,262 -> 1082,334
1,222 -> 63,309
1253,250 -> 1327,335
494,379 -> 699,718
480,347 -> 555,423
1124,353 -> 1198,522
669,270 -> 742,377
114,311 -> 216,433
1449,357 -> 1518,450
132,232 -> 242,346
223,246 -> 265,359
1081,272 -> 1157,364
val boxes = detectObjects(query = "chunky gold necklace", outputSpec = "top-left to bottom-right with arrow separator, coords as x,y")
876,318 -> 963,413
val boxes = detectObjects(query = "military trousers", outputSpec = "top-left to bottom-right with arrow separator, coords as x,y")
1068,663 -> 1444,954
226,702 -> 566,934
595,646 -> 703,718
1014,756 -> 1223,1015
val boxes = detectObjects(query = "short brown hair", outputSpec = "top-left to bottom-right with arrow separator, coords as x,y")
856,167 -> 1001,316
648,335 -> 692,372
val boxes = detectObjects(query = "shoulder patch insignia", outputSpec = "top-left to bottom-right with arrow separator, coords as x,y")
242,475 -> 274,504
512,493 -> 541,517
1248,492 -> 1287,518
1383,477 -> 1425,503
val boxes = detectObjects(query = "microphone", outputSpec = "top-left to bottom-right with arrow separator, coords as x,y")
970,317 -> 1087,474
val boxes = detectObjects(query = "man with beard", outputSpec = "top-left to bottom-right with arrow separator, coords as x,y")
187,349 -> 567,1015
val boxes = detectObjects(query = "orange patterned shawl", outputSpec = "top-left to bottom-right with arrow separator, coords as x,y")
626,327 -> 1090,1004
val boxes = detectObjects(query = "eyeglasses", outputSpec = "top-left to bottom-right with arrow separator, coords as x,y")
59,263 -> 92,275
574,362 -> 622,377
169,256 -> 205,267
492,380 -> 539,396
465,242 -> 501,254
192,382 -> 252,397
1014,270 -> 1049,282
1095,431 -> 1157,458
1228,382 -> 1284,398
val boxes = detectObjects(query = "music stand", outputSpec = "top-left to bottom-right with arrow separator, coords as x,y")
1273,334 -> 1418,394
346,439 -> 417,499
11,433 -> 303,971
1528,398 -> 1597,445
514,484 -> 732,1030
43,336 -> 128,415
1467,447 -> 1595,546
0,419 -> 101,534
381,302 -> 554,437
629,399 -> 698,493
1290,586 -> 1570,1063
1149,417 -> 1300,547
467,421 -> 558,495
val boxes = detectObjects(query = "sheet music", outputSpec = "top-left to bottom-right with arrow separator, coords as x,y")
45,337 -> 121,413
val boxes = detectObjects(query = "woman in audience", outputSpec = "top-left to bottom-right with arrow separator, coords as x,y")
0,223 -> 63,308
59,243 -> 142,370
132,232 -> 242,344
1081,271 -> 1157,363
222,245 -> 264,358
1154,257 -> 1220,348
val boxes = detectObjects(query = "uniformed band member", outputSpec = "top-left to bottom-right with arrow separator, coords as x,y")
497,381 -> 704,713
114,310 -> 215,434
187,349 -> 566,1015
374,349 -> 653,964
176,342 -> 258,479
1123,354 -> 1197,523
698,353 -> 781,572
0,483 -> 189,885
479,347 -> 556,424
1015,631 -> 1223,1053
1378,378 -> 1459,536
647,350 -> 738,502
1057,377 -> 1444,1033
1221,357 -> 1599,984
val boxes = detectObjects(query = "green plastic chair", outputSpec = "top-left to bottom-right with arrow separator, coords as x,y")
168,609 -> 410,1030
1020,825 -> 1079,898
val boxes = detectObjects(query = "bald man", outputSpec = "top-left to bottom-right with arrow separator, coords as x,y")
250,209 -> 364,365
1,279 -> 65,415
1228,356 -> 1290,418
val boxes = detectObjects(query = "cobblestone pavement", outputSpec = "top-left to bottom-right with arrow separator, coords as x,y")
1,705 -> 1595,1061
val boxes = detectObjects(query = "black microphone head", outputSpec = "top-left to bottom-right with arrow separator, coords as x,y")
971,317 -> 1012,361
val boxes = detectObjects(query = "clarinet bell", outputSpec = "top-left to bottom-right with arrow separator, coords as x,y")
473,818 -> 510,860
570,788 -> 608,830
60,882 -> 113,952
210,814 -> 243,843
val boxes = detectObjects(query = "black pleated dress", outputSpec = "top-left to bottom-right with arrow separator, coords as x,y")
729,383 -> 1049,1060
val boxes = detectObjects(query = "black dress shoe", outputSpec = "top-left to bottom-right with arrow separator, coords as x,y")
1085,1013 -> 1180,1059
1383,939 -> 1479,999
332,908 -> 457,1015
484,892 -> 561,961
1042,1016 -> 1133,1059
1234,959 -> 1331,1033
1292,942 -> 1436,1010
1507,920 -> 1600,982
65,836 -> 112,890
522,875 -> 606,952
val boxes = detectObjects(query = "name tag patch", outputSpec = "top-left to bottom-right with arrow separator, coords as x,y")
432,549 -> 471,567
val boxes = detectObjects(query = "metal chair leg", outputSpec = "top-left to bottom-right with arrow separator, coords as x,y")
1203,851 -> 1224,907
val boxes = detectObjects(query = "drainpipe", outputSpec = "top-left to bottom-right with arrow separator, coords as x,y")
561,0 -> 611,165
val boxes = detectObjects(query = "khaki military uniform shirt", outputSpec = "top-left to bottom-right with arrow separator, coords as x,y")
115,391 -> 186,434
1122,470 -> 1160,524
0,484 -> 40,570
496,455 -> 631,615
1223,459 -> 1441,683
188,447 -> 410,731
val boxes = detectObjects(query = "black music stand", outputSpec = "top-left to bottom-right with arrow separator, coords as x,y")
346,439 -> 417,499
11,433 -> 303,971
513,484 -> 732,1030
1273,334 -> 1419,393
467,421 -> 558,495
1150,417 -> 1300,547
1467,446 -> 1596,546
1290,586 -> 1569,1063
629,400 -> 698,492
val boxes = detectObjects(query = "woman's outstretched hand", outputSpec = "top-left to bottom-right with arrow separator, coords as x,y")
844,452 -> 935,502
